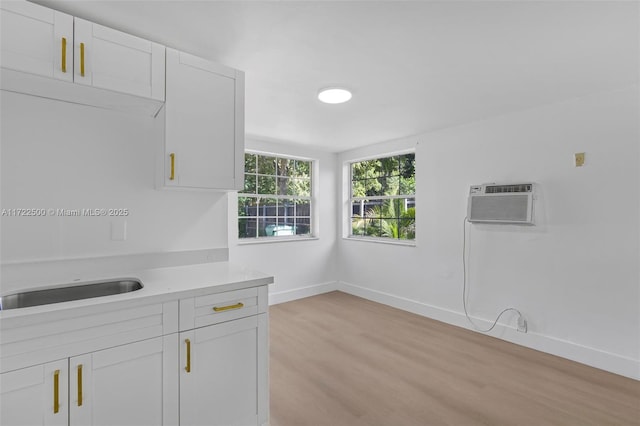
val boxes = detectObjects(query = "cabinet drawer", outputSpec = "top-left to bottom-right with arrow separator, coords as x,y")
179,286 -> 267,331
0,300 -> 178,374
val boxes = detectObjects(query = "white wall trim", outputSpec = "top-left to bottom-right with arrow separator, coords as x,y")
338,281 -> 640,381
269,281 -> 339,305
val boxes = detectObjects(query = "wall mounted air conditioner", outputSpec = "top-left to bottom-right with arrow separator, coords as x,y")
467,183 -> 535,224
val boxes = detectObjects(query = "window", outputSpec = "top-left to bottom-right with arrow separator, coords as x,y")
239,153 -> 313,239
349,153 -> 415,241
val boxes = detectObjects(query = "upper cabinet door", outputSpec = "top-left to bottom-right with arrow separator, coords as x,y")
0,1 -> 73,82
73,18 -> 165,101
163,48 -> 244,190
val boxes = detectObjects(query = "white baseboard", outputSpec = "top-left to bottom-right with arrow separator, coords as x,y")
269,281 -> 339,305
338,281 -> 640,381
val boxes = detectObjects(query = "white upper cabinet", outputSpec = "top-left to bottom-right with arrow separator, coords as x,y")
0,1 -> 165,112
161,48 -> 244,190
0,1 -> 73,82
73,18 -> 165,101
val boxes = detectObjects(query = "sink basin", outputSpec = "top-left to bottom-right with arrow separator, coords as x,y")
0,279 -> 143,310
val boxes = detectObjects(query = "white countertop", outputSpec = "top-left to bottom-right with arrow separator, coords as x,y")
0,261 -> 273,323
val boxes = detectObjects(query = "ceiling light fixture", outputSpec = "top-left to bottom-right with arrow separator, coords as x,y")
318,87 -> 352,104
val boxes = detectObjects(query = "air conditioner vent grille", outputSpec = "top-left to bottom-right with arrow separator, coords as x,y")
485,184 -> 532,194
468,183 -> 535,224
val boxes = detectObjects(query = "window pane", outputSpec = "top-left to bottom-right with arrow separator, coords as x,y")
295,199 -> 311,217
399,175 -> 415,195
244,153 -> 256,173
379,156 -> 399,177
277,177 -> 310,196
259,217 -> 277,237
257,175 -> 276,195
364,178 -> 383,197
242,153 -> 314,239
351,218 -> 365,236
276,158 -> 291,176
375,176 -> 399,196
242,174 -> 256,194
399,198 -> 416,239
351,200 -> 364,217
349,153 -> 415,241
294,160 -> 311,178
276,177 -> 289,196
291,178 -> 310,197
238,196 -> 257,217
380,198 -> 410,219
399,153 -> 415,178
351,178 -> 367,198
257,198 -> 277,217
278,199 -> 296,217
257,155 -> 276,175
273,218 -> 296,236
363,199 -> 384,219
238,218 -> 257,238
352,159 -> 378,181
295,218 -> 311,236
366,218 -> 382,237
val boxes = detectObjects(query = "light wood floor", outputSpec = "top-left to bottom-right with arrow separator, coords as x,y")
269,291 -> 640,426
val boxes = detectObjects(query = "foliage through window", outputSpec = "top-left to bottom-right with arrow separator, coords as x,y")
239,153 -> 312,239
350,153 -> 415,241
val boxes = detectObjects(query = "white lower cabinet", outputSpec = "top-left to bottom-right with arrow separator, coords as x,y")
179,314 -> 268,426
0,336 -> 178,426
0,359 -> 69,426
0,284 -> 269,426
70,335 -> 178,426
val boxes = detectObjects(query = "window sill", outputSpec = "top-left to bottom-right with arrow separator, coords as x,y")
343,236 -> 416,247
236,236 -> 319,245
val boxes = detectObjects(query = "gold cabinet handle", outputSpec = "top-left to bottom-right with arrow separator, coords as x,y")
169,153 -> 175,180
80,42 -> 85,77
185,339 -> 191,373
213,302 -> 244,312
53,369 -> 60,414
61,37 -> 67,73
77,364 -> 83,406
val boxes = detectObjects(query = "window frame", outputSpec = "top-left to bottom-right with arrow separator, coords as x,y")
237,151 -> 316,242
346,150 -> 416,245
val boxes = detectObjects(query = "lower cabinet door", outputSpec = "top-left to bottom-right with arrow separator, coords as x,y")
69,335 -> 178,426
0,359 -> 68,426
180,314 -> 268,426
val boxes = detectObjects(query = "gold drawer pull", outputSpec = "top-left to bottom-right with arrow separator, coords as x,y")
213,302 -> 244,312
61,37 -> 67,72
53,369 -> 60,414
80,42 -> 85,76
185,339 -> 191,373
169,153 -> 175,180
77,364 -> 83,406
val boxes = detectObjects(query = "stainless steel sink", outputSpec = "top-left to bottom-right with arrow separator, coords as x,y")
0,279 -> 143,310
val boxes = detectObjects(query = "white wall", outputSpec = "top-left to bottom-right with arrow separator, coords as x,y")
1,92 -> 228,264
2,73 -> 636,380
338,87 -> 640,379
228,137 -> 338,303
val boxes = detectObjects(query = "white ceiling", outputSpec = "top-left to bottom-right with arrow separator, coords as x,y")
34,1 -> 639,152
